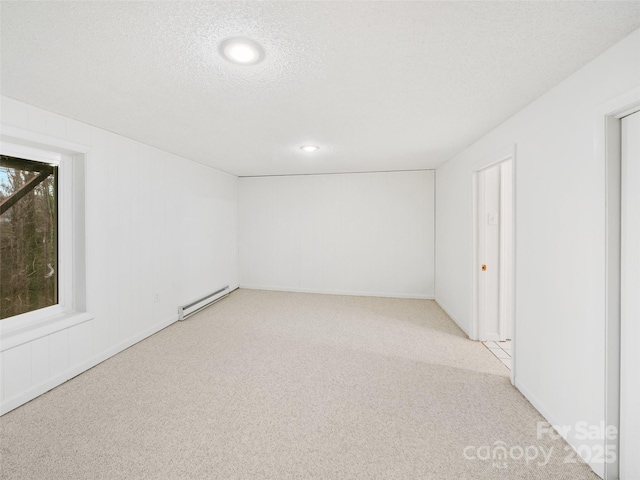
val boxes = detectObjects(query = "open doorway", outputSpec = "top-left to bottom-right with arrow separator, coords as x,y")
619,108 -> 640,480
602,89 -> 640,480
473,154 -> 515,376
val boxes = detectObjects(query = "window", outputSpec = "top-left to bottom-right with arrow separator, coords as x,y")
0,129 -> 89,339
0,155 -> 59,319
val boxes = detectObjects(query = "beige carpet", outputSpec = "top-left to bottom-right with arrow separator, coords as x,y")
0,289 -> 598,479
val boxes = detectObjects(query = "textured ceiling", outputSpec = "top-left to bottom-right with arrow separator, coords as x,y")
2,1 -> 640,176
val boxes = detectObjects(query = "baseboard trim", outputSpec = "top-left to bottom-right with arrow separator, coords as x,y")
239,284 -> 434,300
0,315 -> 178,416
434,297 -> 472,338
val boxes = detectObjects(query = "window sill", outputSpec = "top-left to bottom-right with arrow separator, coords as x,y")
0,311 -> 94,352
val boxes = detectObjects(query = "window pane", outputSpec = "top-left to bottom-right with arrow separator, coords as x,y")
0,155 -> 58,319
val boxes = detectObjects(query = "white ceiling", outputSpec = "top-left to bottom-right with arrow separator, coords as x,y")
2,2 -> 639,176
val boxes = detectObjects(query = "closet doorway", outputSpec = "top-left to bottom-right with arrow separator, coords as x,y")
473,154 -> 515,375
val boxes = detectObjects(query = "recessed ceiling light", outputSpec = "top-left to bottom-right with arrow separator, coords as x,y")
219,37 -> 265,65
300,145 -> 320,152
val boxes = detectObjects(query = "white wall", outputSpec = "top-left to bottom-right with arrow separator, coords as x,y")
0,96 -> 238,414
239,171 -> 434,299
435,29 -> 640,477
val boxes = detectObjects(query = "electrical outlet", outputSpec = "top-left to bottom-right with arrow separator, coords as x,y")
153,293 -> 160,303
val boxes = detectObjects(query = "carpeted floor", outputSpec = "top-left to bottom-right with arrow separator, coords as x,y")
0,289 -> 598,479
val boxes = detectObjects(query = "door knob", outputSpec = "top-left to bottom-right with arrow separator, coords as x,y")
482,264 -> 487,271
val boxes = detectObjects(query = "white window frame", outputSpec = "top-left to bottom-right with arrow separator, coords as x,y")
0,125 -> 90,351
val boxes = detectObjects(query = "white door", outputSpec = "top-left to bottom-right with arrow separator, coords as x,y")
620,110 -> 640,480
476,159 -> 513,342
478,163 -> 502,341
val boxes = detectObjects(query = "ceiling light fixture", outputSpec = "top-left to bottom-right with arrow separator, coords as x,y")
300,145 -> 320,153
219,37 -> 265,65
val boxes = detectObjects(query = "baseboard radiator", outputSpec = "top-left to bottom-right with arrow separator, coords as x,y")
178,285 -> 230,321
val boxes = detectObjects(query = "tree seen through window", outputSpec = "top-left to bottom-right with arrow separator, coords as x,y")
0,155 -> 58,319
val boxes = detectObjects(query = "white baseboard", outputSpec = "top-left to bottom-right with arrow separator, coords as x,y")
515,377 -> 604,479
239,284 -> 434,300
0,315 -> 178,416
434,297 -> 472,338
